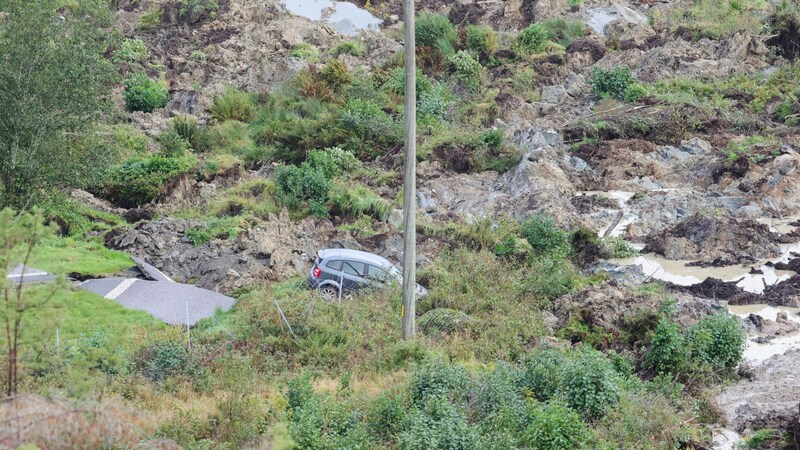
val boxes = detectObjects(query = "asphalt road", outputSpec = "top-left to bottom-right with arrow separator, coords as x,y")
80,277 -> 235,326
6,264 -> 56,284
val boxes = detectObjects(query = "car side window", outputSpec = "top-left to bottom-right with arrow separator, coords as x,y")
326,260 -> 343,270
343,261 -> 365,276
366,265 -> 388,282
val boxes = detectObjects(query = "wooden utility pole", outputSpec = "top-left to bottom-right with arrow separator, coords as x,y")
401,0 -> 417,340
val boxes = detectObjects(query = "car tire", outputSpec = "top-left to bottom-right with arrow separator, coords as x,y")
318,284 -> 339,301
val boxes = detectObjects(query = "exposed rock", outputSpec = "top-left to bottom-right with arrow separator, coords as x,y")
585,4 -> 649,36
747,312 -> 800,337
69,189 -> 126,216
717,349 -> 800,434
643,214 -> 782,264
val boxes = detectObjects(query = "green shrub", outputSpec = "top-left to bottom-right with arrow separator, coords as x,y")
601,237 -> 639,258
623,83 -> 649,102
524,401 -> 591,450
399,399 -> 479,450
275,163 -> 331,213
516,23 -> 549,54
136,340 -> 193,382
520,214 -> 571,257
418,84 -> 455,123
523,257 -> 582,301
123,73 -> 168,112
157,130 -> 190,156
742,428 -> 787,449
137,7 -> 163,30
104,153 -> 196,207
417,308 -> 474,336
178,0 -> 219,19
368,394 -> 408,440
687,313 -> 746,370
409,358 -> 468,405
210,87 -> 256,123
338,98 -> 402,157
542,18 -> 585,47
290,43 -> 319,62
172,114 -> 201,149
596,392 -> 692,449
331,40 -> 366,57
465,25 -> 498,56
207,121 -> 257,158
328,182 -> 391,221
644,317 -> 688,375
448,50 -> 483,93
383,67 -> 433,98
590,66 -> 641,101
320,58 -> 352,92
113,38 -> 149,64
558,347 -> 621,419
517,346 -> 570,401
415,12 -> 456,47
777,88 -> 800,125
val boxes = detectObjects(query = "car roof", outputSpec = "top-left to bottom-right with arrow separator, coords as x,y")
318,248 -> 394,269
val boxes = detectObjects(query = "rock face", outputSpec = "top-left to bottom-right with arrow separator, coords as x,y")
747,312 -> 800,337
717,349 -> 800,434
104,211 -> 342,293
643,215 -> 782,265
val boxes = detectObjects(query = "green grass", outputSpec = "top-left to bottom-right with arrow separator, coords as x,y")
31,237 -> 133,277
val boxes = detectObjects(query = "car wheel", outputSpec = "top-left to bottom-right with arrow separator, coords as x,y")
318,285 -> 339,301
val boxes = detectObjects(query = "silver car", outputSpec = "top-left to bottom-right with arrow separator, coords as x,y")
307,248 -> 429,300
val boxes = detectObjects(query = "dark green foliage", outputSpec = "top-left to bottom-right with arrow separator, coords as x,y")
338,98 -> 402,158
157,130 -> 190,156
328,182 -> 391,221
686,313 -> 746,370
524,401 -> 591,450
409,358 -> 469,405
0,0 -> 119,207
417,308 -> 474,336
776,87 -> 800,125
104,154 -> 196,207
418,84 -> 456,123
172,114 -> 203,150
123,73 -> 169,112
210,87 -> 256,123
275,164 -> 332,212
320,58 -> 353,92
399,399 -> 479,450
589,66 -> 645,102
644,317 -> 688,375
113,38 -> 149,64
558,347 -> 621,419
520,214 -> 572,257
178,0 -> 219,19
135,340 -> 193,382
465,25 -> 498,56
516,23 -> 549,53
383,67 -> 433,98
517,346 -> 569,401
415,12 -> 456,47
448,50 -> 483,92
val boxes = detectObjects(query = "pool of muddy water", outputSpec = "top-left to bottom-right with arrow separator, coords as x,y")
282,0 -> 383,35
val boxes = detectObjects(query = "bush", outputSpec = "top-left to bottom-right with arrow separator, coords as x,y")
172,114 -> 201,149
383,67 -> 433,98
687,313 -> 746,370
136,340 -> 192,382
417,308 -> 474,336
409,358 -> 468,405
517,346 -> 570,401
137,7 -> 163,30
523,257 -> 582,301
465,25 -> 498,56
418,84 -> 455,123
520,214 -> 571,257
331,40 -> 366,57
415,12 -> 456,47
157,130 -> 190,156
210,87 -> 256,123
601,236 -> 639,258
290,43 -> 319,62
338,98 -> 402,157
275,164 -> 331,213
178,0 -> 219,19
448,50 -> 483,93
206,120 -> 259,161
123,73 -> 168,112
328,182 -> 392,221
104,153 -> 196,207
542,18 -> 585,47
590,66 -> 642,101
516,23 -> 549,54
596,391 -> 692,449
524,401 -> 591,450
644,317 -> 688,375
320,58 -> 352,92
777,88 -> 800,125
558,347 -> 621,419
113,38 -> 149,64
399,399 -> 479,450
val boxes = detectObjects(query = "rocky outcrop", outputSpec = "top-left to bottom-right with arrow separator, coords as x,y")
746,312 -> 800,337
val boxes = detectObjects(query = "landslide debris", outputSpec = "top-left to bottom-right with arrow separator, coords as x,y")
643,214 -> 783,266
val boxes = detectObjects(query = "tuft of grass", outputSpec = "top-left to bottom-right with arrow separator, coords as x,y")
290,43 -> 319,62
331,40 -> 367,57
655,0 -> 769,40
210,87 -> 257,123
328,182 -> 391,221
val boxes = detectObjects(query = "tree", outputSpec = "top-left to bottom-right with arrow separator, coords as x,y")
0,208 -> 61,396
0,0 -> 119,208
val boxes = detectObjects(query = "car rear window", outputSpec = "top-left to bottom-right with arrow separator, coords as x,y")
326,260 -> 343,270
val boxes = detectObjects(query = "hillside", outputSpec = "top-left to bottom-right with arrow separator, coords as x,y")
1,0 -> 800,448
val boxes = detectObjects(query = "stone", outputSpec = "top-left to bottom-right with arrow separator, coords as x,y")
541,85 -> 567,104
680,137 -> 713,156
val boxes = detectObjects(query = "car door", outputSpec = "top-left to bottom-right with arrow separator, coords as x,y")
341,260 -> 367,292
365,264 -> 390,288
